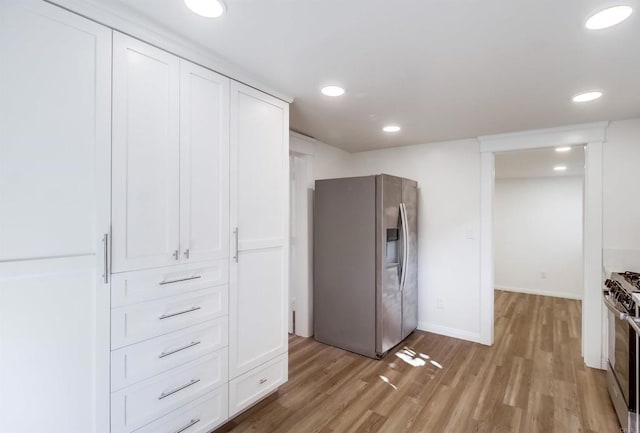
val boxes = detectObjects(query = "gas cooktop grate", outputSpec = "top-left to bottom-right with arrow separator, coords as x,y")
622,272 -> 640,290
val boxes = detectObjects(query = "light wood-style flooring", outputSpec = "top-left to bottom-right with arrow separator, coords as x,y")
217,291 -> 619,432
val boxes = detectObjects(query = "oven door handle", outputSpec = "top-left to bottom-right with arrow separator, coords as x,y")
603,291 -> 629,321
628,316 -> 640,335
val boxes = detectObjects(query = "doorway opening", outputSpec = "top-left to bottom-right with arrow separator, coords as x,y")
288,149 -> 313,337
492,146 -> 585,350
494,147 -> 585,300
479,122 -> 607,369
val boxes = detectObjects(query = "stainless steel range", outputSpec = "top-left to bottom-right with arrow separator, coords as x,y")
604,271 -> 640,432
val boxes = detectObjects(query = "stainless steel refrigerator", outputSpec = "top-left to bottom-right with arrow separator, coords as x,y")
313,174 -> 418,359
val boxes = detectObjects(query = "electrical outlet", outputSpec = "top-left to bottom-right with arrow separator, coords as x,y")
436,297 -> 444,310
540,272 -> 547,279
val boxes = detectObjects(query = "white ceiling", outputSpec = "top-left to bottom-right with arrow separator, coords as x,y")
495,146 -> 585,179
94,0 -> 640,152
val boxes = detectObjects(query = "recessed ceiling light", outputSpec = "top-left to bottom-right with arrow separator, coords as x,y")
586,6 -> 633,30
556,147 -> 572,152
572,91 -> 603,103
184,0 -> 226,18
383,125 -> 401,133
321,86 -> 345,97
554,165 -> 568,171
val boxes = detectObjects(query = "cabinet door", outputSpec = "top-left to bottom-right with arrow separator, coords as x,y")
0,1 -> 111,432
112,32 -> 180,273
229,82 -> 289,378
179,60 -> 230,264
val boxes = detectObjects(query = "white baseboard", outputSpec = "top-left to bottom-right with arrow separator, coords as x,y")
584,355 -> 608,370
417,322 -> 483,344
495,285 -> 582,300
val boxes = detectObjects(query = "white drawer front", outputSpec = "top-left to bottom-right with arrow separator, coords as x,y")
111,261 -> 227,308
111,317 -> 228,391
112,286 -> 228,349
111,349 -> 228,433
229,353 -> 288,417
131,385 -> 228,433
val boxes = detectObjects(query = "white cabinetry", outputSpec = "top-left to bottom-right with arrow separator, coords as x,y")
229,353 -> 288,416
180,60 -> 230,264
111,349 -> 228,433
229,82 -> 289,410
112,32 -> 180,273
2,3 -> 289,430
108,263 -> 230,433
110,33 -> 233,433
112,34 -> 230,273
0,1 -> 111,432
130,387 -> 229,433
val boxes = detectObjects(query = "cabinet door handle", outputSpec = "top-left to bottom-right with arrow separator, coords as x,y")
233,227 -> 239,263
259,378 -> 267,384
159,306 -> 201,320
183,249 -> 190,259
158,340 -> 201,359
158,378 -> 200,400
158,275 -> 202,285
102,233 -> 109,284
173,250 -> 179,260
173,418 -> 200,433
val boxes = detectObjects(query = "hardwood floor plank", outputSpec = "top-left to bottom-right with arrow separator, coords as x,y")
482,404 -> 524,433
216,291 -> 619,433
376,396 -> 421,433
346,410 -> 386,433
520,392 -> 554,433
503,356 -> 533,409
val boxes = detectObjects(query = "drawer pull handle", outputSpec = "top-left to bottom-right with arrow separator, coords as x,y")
174,418 -> 201,433
159,306 -> 201,320
159,275 -> 202,285
158,378 -> 200,400
259,378 -> 267,384
158,340 -> 201,359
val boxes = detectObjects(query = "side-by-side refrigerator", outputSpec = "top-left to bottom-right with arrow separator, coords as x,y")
314,174 -> 418,359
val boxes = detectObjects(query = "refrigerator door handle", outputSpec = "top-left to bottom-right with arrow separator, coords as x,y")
398,205 -> 405,289
399,203 -> 409,291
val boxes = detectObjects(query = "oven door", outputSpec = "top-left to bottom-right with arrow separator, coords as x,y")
604,291 -> 632,406
629,312 -> 640,432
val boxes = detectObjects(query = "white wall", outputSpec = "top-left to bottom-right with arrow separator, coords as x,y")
311,139 -> 353,181
288,133 -> 352,337
494,177 -> 583,299
349,139 -> 483,342
603,118 -> 640,273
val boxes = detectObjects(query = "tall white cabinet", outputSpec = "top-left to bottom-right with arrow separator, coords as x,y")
228,84 -> 290,416
109,23 -> 289,433
110,32 -> 234,433
1,2 -> 289,433
0,1 -> 111,432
